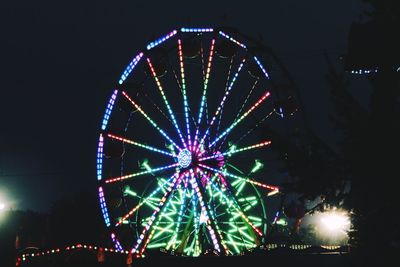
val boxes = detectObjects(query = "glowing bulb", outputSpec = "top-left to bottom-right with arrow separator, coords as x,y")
321,213 -> 349,231
199,211 -> 209,224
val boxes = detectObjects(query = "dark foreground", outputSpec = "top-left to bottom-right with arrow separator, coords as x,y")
16,248 -> 397,267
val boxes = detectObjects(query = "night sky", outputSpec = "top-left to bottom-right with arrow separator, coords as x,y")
0,0 -> 368,212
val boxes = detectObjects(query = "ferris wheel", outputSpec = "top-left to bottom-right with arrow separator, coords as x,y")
96,27 -> 299,257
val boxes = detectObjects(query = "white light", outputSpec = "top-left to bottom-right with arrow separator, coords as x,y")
319,211 -> 350,234
0,203 -> 4,211
199,211 -> 208,224
177,149 -> 192,168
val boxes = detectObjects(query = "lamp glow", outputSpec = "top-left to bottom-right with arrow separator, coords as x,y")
320,212 -> 350,232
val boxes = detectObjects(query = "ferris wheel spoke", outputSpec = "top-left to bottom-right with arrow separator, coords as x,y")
214,57 -> 235,145
189,188 -> 201,255
198,140 -> 272,161
198,169 -> 264,238
177,39 -> 192,149
122,91 -> 181,150
167,178 -> 190,250
196,58 -> 247,153
147,58 -> 187,148
234,110 -> 274,146
131,173 -> 182,255
107,133 -> 176,158
115,176 -> 176,227
217,77 -> 259,151
105,163 -> 179,184
197,163 -> 279,192
189,169 -> 228,254
208,91 -> 271,149
193,39 -> 216,149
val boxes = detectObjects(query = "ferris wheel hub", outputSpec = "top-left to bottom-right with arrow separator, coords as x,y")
178,149 -> 192,168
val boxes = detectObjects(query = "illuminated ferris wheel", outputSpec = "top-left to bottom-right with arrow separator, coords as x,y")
96,27 -> 298,257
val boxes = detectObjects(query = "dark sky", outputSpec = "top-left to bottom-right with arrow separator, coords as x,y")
0,0 -> 368,212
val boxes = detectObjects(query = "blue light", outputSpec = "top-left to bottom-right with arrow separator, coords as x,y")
253,56 -> 270,79
119,52 -> 144,84
97,134 -> 104,180
181,28 -> 213,33
178,149 -> 192,168
99,187 -> 111,227
101,90 -> 118,130
146,30 -> 178,50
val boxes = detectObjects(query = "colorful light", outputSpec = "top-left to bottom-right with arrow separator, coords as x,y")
219,31 -> 247,49
189,170 -> 221,252
177,149 -> 192,168
193,39 -> 216,149
177,39 -> 191,149
147,30 -> 178,50
131,173 -> 181,255
122,91 -> 181,150
119,52 -> 144,84
201,170 -> 264,238
198,164 -> 279,192
98,27 -> 284,257
105,163 -> 179,184
101,90 -> 118,130
116,177 -> 175,227
147,58 -> 187,148
199,141 -> 271,161
111,233 -> 124,251
107,133 -> 175,157
197,58 -> 246,152
209,91 -> 271,148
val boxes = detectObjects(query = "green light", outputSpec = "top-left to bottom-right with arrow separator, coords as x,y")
276,218 -> 288,226
141,159 -> 151,172
124,186 -> 137,197
228,142 -> 237,154
250,159 -> 264,174
147,242 -> 167,249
